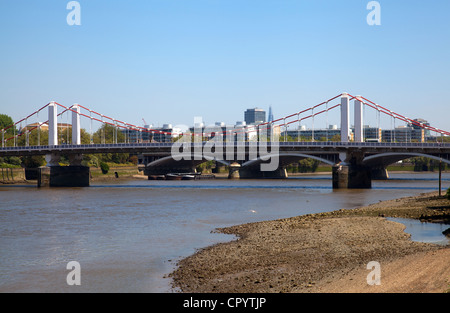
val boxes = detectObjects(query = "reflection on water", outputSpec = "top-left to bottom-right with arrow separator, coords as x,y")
387,217 -> 450,246
0,172 -> 449,292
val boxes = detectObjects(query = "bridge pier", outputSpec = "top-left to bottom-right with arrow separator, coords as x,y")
225,160 -> 288,179
237,167 -> 288,179
37,165 -> 90,188
38,152 -> 90,187
332,164 -> 372,189
228,163 -> 241,179
371,167 -> 389,180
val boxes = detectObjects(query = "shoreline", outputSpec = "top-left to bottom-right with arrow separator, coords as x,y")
170,191 -> 450,293
2,167 -> 448,184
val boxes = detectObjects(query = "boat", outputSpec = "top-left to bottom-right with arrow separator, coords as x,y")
181,174 -> 196,180
148,175 -> 165,180
195,174 -> 215,180
165,173 -> 182,180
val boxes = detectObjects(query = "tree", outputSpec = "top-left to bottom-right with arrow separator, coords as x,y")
0,114 -> 14,129
100,162 -> 109,174
330,134 -> 341,142
58,127 -> 91,145
22,155 -> 45,168
128,155 -> 138,165
298,158 -> 320,173
93,124 -> 125,144
17,128 -> 49,146
0,114 -> 18,147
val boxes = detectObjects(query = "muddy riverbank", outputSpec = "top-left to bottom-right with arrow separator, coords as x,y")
170,192 -> 450,293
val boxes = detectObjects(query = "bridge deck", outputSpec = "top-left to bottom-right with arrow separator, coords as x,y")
1,141 -> 450,157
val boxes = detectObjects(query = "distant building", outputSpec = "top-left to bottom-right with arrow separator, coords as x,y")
408,118 -> 430,138
151,124 -> 182,143
21,122 -> 71,133
122,124 -> 181,143
282,125 -> 344,141
189,122 -> 230,141
268,106 -> 274,123
363,126 -> 382,142
382,126 -> 424,143
244,108 -> 266,125
121,125 -> 153,143
349,125 -> 382,142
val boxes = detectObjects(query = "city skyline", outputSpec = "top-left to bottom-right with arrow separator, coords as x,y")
1,1 -> 449,132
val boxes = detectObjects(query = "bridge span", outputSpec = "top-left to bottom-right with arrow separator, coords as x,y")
1,141 -> 450,188
2,92 -> 450,188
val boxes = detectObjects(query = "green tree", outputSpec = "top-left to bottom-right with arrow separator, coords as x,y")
58,127 -> 91,145
298,158 -> 320,173
22,155 -> 45,168
100,161 -> 109,174
0,114 -> 18,147
412,157 -> 430,172
330,134 -> 341,142
93,124 -> 125,144
17,129 -> 49,146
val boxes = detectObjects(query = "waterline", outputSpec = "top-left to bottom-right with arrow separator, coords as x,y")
387,217 -> 450,246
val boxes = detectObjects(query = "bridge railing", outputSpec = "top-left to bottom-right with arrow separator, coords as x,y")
1,141 -> 450,153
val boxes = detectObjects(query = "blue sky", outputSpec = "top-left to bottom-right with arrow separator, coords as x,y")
1,0 -> 449,131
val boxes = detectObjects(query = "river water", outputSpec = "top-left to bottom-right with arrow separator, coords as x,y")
0,172 -> 449,293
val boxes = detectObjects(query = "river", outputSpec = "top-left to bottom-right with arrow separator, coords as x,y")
0,172 -> 449,292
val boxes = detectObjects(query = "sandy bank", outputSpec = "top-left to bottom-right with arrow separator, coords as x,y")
170,192 -> 450,293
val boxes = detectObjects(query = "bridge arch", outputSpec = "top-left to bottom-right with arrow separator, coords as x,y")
242,153 -> 336,169
363,152 -> 450,168
147,154 -> 231,168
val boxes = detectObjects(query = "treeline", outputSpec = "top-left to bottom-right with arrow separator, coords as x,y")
410,157 -> 448,172
286,158 -> 321,173
0,152 -> 138,169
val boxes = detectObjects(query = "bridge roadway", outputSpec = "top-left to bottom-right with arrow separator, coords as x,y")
2,141 -> 450,187
1,141 -> 450,163
1,141 -> 450,155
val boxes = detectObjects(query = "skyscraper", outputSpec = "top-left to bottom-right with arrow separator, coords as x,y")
244,108 -> 266,125
268,106 -> 274,123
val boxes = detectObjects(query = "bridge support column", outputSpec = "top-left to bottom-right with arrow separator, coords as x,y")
354,96 -> 364,142
38,165 -> 90,188
332,164 -> 372,189
333,150 -> 372,189
69,154 -> 84,166
228,162 -> 241,179
38,152 -> 90,188
341,93 -> 350,142
72,104 -> 81,145
45,152 -> 61,167
236,166 -> 288,179
48,102 -> 58,146
371,167 -> 389,180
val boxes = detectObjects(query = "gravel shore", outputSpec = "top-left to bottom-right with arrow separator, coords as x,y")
170,192 -> 450,293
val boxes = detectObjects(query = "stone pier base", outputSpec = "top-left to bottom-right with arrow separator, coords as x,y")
371,167 -> 389,180
38,166 -> 90,187
235,167 -> 288,179
228,163 -> 241,179
332,164 -> 372,189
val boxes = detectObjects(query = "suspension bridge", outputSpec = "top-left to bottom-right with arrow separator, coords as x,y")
1,92 -> 450,188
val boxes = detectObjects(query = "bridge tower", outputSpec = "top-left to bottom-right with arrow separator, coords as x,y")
332,93 -> 372,188
354,95 -> 364,142
340,93 -> 350,143
72,104 -> 81,145
38,103 -> 90,187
